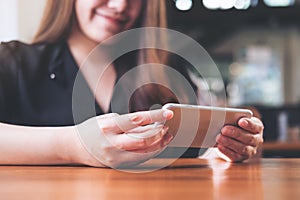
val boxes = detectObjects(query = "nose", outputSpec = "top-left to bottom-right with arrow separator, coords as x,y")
107,0 -> 128,13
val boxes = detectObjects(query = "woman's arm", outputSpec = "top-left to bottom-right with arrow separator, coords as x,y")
0,122 -> 102,166
0,109 -> 174,167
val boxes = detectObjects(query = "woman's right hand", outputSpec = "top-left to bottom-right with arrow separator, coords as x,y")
73,109 -> 174,168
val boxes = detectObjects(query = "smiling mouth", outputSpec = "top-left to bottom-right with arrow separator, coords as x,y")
94,9 -> 128,25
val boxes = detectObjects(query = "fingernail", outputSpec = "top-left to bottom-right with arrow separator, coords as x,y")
241,119 -> 249,127
163,110 -> 173,119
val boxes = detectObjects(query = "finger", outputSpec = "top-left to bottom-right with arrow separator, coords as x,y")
113,134 -> 173,168
221,126 -> 263,147
106,134 -> 173,168
99,109 -> 173,134
125,108 -> 173,127
109,125 -> 169,151
131,133 -> 174,153
126,123 -> 161,134
217,144 -> 246,162
216,134 -> 256,159
238,117 -> 264,134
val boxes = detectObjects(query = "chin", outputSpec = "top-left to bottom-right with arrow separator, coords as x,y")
93,32 -> 123,46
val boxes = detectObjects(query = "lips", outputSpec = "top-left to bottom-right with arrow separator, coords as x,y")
94,9 -> 128,24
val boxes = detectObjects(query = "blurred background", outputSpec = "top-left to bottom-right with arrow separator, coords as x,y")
0,0 -> 299,157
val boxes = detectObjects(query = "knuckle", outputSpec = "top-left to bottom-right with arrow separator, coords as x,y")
143,117 -> 152,125
219,135 -> 230,146
257,126 -> 263,134
259,124 -> 264,132
248,136 -> 257,146
254,120 -> 264,133
241,146 -> 247,154
241,145 -> 250,155
235,129 -> 242,139
102,142 -> 114,153
114,142 -> 124,150
241,145 -> 255,159
130,114 -> 151,126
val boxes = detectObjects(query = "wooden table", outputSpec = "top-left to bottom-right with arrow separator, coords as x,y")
0,158 -> 299,200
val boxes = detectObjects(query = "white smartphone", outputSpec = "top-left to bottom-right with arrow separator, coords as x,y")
162,103 -> 253,148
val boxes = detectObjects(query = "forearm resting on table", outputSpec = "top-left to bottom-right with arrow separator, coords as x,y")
0,122 -> 102,166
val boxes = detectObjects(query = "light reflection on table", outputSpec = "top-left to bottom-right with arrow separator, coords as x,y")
0,158 -> 299,200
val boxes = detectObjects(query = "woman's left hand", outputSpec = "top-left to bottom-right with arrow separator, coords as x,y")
216,117 -> 264,162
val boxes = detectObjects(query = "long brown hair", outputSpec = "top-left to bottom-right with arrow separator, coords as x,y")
32,0 -> 75,44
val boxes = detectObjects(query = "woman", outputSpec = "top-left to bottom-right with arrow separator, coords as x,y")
0,0 -> 264,167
